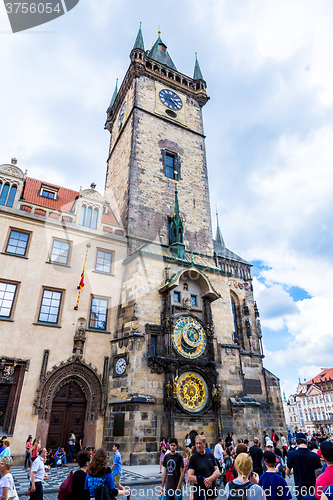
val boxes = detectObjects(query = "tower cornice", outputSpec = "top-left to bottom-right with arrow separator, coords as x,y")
105,56 -> 209,131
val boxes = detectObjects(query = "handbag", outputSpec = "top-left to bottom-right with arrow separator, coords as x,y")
8,485 -> 19,500
94,470 -> 115,500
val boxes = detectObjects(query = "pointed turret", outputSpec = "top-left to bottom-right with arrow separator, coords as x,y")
215,211 -> 225,247
170,180 -> 185,259
108,79 -> 118,109
133,21 -> 144,51
147,31 -> 177,70
193,52 -> 204,81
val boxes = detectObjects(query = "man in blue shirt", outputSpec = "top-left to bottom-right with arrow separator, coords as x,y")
111,443 -> 122,487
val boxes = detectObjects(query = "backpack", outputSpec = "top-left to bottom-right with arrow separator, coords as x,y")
227,481 -> 253,500
225,456 -> 234,483
94,470 -> 115,500
58,471 -> 73,500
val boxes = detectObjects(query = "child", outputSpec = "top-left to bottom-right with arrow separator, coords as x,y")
259,451 -> 292,500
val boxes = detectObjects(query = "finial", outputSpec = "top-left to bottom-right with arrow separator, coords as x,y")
11,158 -> 17,165
90,182 -> 96,189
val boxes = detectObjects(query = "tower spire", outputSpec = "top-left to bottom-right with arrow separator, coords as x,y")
215,210 -> 225,246
193,52 -> 204,81
170,179 -> 185,259
109,78 -> 118,108
133,21 -> 145,51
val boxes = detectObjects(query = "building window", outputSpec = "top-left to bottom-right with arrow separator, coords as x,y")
50,240 -> 70,265
95,250 -> 112,274
231,296 -> 241,343
150,335 -> 157,356
0,282 -> 18,318
164,151 -> 179,179
89,297 -> 108,330
39,186 -> 58,200
191,295 -> 197,306
6,230 -> 30,257
6,186 -> 17,207
80,205 -> 99,229
174,291 -> 180,303
0,184 -> 10,205
38,289 -> 62,324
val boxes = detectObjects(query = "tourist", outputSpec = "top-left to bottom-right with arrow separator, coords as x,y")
225,453 -> 263,500
111,443 -> 122,488
271,429 -> 279,445
160,437 -> 185,499
68,431 -> 76,463
159,438 -> 169,473
184,434 -> 191,448
286,432 -> 321,499
29,448 -> 50,500
188,434 -> 220,499
54,447 -> 67,467
280,434 -> 288,460
214,437 -> 224,470
84,447 -> 130,498
184,447 -> 191,485
225,432 -> 234,449
224,446 -> 235,484
315,441 -> 333,499
0,456 -> 14,500
69,449 -> 90,500
249,437 -> 264,477
259,451 -> 292,500
31,438 -> 41,462
0,441 -> 10,460
263,440 -> 283,476
0,438 -> 6,456
25,436 -> 33,469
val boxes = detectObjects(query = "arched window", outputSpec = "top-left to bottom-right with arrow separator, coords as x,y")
0,184 -> 10,205
80,205 -> 86,226
6,185 -> 17,207
85,207 -> 92,227
92,208 -> 98,229
231,297 -> 239,342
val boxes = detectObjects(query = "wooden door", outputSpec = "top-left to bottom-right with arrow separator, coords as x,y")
47,381 -> 86,455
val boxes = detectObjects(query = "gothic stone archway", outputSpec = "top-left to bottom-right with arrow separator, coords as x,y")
34,357 -> 104,449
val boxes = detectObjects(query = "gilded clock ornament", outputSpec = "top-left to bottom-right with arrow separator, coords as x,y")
177,372 -> 208,413
171,316 -> 206,359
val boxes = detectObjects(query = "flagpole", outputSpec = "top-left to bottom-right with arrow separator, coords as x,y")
74,243 -> 91,310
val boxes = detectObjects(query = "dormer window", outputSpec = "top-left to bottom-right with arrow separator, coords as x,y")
159,44 -> 166,53
39,185 -> 58,201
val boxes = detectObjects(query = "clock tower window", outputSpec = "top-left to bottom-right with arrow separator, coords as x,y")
165,152 -> 176,179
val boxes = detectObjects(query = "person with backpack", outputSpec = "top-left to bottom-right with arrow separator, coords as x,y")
84,447 -> 130,498
259,451 -> 292,500
63,449 -> 90,500
225,453 -> 264,500
224,447 -> 235,485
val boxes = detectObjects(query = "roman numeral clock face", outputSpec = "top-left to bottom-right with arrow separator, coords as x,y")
159,89 -> 183,110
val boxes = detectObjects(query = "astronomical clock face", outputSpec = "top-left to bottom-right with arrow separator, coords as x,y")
171,316 -> 206,359
177,372 -> 208,413
114,357 -> 126,375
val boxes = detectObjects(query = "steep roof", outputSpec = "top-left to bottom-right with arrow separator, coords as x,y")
22,177 -> 78,212
305,368 -> 333,385
133,22 -> 145,51
193,53 -> 204,81
147,33 -> 177,70
213,239 -> 250,265
101,205 -> 119,227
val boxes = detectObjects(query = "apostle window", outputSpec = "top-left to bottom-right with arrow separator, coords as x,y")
5,229 -> 30,257
0,281 -> 18,319
89,297 -> 108,330
49,239 -> 70,265
95,249 -> 112,274
38,289 -> 62,324
174,291 -> 180,303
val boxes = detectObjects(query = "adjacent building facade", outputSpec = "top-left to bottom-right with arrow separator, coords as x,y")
296,368 -> 333,433
0,27 -> 286,464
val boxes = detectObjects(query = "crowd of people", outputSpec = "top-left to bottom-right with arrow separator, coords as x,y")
0,433 -> 129,500
158,429 -> 333,500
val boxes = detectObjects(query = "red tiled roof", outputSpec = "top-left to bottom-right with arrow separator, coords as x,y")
22,177 -> 79,212
102,206 -> 119,227
305,368 -> 333,385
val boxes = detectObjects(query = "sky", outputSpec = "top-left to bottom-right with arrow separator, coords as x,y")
1,0 -> 333,399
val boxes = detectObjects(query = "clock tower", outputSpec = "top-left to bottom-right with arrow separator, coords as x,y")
103,25 -> 286,464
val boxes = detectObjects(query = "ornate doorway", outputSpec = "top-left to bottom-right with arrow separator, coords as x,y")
47,381 -> 86,452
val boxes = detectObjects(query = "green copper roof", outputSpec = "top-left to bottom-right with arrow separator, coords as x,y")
193,53 -> 204,81
215,211 -> 225,247
147,33 -> 177,70
109,79 -> 118,108
133,22 -> 145,51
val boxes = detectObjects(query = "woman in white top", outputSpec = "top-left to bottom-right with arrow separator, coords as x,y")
0,456 -> 14,500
